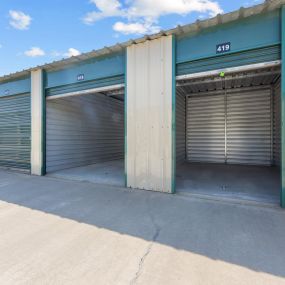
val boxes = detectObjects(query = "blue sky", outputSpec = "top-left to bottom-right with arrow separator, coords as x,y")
0,0 -> 262,76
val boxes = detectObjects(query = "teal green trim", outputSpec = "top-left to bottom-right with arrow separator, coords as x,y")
124,49 -> 128,188
46,52 -> 125,89
0,76 -> 31,98
42,70 -> 46,175
46,75 -> 124,97
176,10 -> 280,64
171,35 -> 176,194
281,6 -> 285,208
177,44 -> 281,76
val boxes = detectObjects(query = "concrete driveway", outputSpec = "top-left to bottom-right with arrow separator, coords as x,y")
0,170 -> 284,285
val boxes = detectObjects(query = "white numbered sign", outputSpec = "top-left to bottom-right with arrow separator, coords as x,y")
216,42 -> 231,54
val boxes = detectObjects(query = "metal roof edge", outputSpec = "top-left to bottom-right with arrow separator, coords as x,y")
0,0 -> 284,83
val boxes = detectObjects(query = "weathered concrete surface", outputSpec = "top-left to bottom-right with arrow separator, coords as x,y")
0,169 -> 284,285
177,162 -> 280,204
47,159 -> 124,187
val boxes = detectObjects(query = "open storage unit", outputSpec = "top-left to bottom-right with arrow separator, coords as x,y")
46,87 -> 125,186
176,63 -> 281,204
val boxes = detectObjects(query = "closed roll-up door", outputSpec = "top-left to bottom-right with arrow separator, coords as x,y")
186,87 -> 272,166
0,93 -> 31,171
226,89 -> 271,165
186,94 -> 225,163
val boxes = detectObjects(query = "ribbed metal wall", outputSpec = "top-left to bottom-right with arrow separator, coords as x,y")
186,87 -> 273,166
177,45 -> 281,76
187,93 -> 225,163
226,88 -> 271,165
176,92 -> 186,164
126,36 -> 174,193
46,93 -> 124,172
273,79 -> 281,166
46,75 -> 124,97
0,93 -> 31,171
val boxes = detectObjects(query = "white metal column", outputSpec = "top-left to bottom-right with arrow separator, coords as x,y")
126,35 -> 174,193
31,69 -> 44,175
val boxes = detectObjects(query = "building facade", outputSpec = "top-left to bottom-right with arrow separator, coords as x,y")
0,0 -> 284,207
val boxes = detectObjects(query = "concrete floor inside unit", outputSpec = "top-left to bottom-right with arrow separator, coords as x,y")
47,159 -> 125,186
176,162 -> 281,205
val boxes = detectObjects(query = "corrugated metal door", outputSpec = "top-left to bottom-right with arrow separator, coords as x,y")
46,93 -> 124,172
0,93 -> 31,171
176,92 -> 186,164
186,93 -> 225,163
273,80 -> 281,166
186,87 -> 272,166
226,88 -> 272,165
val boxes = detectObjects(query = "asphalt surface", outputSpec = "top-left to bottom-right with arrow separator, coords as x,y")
0,169 -> 284,285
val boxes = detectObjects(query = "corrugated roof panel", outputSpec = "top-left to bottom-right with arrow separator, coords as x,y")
0,0 -> 284,83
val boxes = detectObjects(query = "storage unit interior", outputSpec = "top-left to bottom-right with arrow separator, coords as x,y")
46,87 -> 125,186
176,65 -> 281,204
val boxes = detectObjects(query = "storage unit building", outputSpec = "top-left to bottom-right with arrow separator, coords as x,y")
0,0 -> 285,207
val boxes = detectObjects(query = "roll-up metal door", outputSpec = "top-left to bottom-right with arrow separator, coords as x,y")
186,87 -> 272,166
0,93 -> 31,171
273,80 -> 281,166
226,88 -> 271,165
186,93 -> 225,163
176,92 -> 186,164
46,93 -> 124,172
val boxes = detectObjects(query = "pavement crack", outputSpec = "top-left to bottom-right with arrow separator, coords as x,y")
130,197 -> 161,285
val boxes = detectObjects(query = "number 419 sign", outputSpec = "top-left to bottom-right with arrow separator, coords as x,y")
216,42 -> 231,54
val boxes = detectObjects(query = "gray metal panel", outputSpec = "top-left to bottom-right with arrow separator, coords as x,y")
273,79 -> 281,166
177,45 -> 281,76
46,93 -> 124,172
186,93 -> 225,163
226,88 -> 271,165
176,92 -> 186,164
0,93 -> 31,171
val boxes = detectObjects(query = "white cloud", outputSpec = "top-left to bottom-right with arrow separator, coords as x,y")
84,0 -> 123,24
83,0 -> 223,35
24,47 -> 45,57
113,21 -> 159,35
63,48 -> 81,57
50,48 -> 81,58
9,10 -> 32,30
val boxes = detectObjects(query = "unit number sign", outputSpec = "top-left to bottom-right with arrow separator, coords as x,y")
216,42 -> 231,54
77,74 -> 85,81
